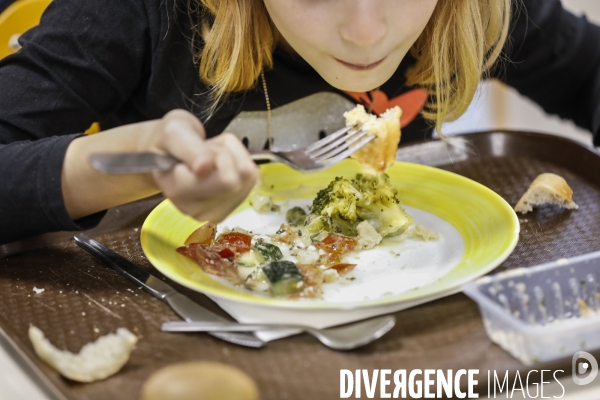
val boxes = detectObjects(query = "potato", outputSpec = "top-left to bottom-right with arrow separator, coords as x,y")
141,361 -> 259,400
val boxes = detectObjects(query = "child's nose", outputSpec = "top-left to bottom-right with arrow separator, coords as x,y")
338,1 -> 387,48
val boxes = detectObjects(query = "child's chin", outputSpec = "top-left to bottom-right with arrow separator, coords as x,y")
322,72 -> 387,93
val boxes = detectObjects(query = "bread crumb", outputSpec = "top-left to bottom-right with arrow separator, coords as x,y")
356,221 -> 383,249
33,287 -> 45,294
323,269 -> 339,283
405,225 -> 441,241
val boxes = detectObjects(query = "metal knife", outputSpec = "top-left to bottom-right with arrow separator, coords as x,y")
73,233 -> 265,348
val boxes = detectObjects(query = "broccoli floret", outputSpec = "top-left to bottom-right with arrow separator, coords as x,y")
352,173 -> 413,237
305,173 -> 413,238
286,207 -> 307,226
305,177 -> 361,236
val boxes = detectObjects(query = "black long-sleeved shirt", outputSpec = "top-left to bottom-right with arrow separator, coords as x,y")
1,0 -> 600,244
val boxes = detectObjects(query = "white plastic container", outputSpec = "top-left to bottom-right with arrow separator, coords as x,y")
463,251 -> 600,365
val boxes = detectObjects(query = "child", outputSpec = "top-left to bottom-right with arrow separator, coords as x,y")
0,0 -> 597,244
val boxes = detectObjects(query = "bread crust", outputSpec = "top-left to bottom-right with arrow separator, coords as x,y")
514,173 -> 578,214
344,105 -> 401,174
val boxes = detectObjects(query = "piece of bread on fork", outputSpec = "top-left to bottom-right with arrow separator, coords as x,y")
344,105 -> 401,174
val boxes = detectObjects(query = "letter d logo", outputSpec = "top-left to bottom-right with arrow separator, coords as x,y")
572,351 -> 598,385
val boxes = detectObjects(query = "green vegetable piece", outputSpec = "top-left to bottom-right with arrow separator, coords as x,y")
304,173 -> 413,238
252,241 -> 283,263
305,176 -> 360,236
262,261 -> 305,296
249,193 -> 280,212
286,207 -> 307,226
237,251 -> 260,267
351,173 -> 413,237
244,268 -> 270,292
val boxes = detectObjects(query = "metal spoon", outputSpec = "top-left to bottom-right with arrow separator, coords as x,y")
161,315 -> 396,350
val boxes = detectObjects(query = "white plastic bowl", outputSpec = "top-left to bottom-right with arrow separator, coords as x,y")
463,251 -> 600,365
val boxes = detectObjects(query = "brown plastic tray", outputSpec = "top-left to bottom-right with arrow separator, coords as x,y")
1,130 -> 600,400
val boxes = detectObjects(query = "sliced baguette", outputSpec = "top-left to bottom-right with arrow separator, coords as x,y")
514,173 -> 579,214
343,105 -> 401,174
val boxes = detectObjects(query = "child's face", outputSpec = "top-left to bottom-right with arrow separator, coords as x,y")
263,0 -> 438,92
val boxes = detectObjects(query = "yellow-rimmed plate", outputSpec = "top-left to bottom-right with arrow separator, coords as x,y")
141,159 -> 519,309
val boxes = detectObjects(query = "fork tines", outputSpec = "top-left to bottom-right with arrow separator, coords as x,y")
306,127 -> 376,167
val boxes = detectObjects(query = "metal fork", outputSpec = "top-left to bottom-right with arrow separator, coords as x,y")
161,315 -> 396,350
89,126 -> 375,174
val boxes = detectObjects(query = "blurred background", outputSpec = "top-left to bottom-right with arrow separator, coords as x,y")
446,0 -> 600,147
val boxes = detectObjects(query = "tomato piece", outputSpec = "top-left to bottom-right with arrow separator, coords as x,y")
320,234 -> 357,253
315,234 -> 357,265
296,264 -> 322,287
177,244 -> 238,280
317,251 -> 341,265
184,223 -> 217,245
216,232 -> 252,253
216,247 -> 236,259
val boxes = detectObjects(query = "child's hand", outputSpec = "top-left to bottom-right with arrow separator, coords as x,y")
149,110 -> 259,222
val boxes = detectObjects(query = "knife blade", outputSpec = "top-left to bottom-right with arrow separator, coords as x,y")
73,234 -> 265,348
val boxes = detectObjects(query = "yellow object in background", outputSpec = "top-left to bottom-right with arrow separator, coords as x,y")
0,0 -> 51,59
84,121 -> 101,134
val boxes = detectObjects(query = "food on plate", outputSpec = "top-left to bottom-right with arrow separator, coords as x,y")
28,326 -> 137,382
177,219 -> 359,298
356,220 -> 382,250
304,173 -> 413,238
286,206 -> 307,226
514,173 -> 578,214
183,221 -> 216,245
404,224 -> 441,241
249,192 -> 280,212
176,171 -> 424,298
141,361 -> 259,400
262,260 -> 306,296
344,104 -> 401,174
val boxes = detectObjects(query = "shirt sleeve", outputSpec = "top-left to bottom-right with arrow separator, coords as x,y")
0,0 -> 151,142
496,0 -> 600,145
0,135 -> 106,244
0,0 -> 151,244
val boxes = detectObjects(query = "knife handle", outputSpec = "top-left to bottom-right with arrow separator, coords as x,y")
74,234 -> 266,348
74,233 -> 175,299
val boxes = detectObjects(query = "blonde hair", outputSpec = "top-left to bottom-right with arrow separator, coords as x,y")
196,0 -> 276,111
406,0 -> 511,134
196,0 -> 511,130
